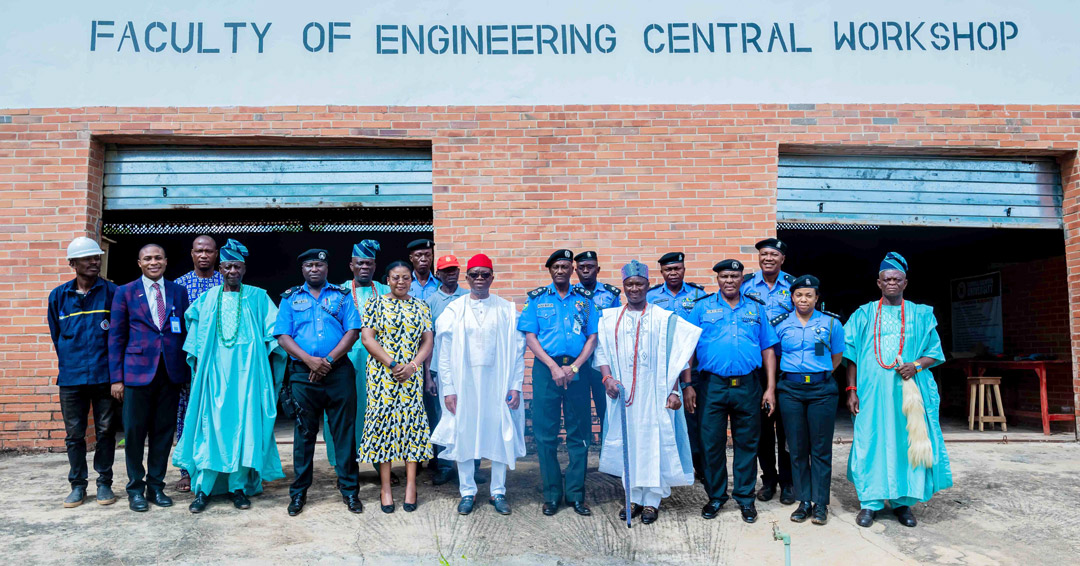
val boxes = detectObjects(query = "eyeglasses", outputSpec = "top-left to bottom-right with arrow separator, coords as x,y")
467,271 -> 492,280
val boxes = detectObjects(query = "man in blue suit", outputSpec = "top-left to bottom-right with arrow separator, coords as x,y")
108,244 -> 190,512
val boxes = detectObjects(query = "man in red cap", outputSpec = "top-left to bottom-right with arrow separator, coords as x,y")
423,254 -> 469,484
431,254 -> 526,516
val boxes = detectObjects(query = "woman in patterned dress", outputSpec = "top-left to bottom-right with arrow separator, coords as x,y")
358,260 -> 434,513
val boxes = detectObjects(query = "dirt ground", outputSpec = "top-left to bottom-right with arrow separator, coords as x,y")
2,441 -> 1078,565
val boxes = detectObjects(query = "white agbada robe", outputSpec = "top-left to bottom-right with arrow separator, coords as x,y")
430,294 -> 527,467
594,305 -> 701,499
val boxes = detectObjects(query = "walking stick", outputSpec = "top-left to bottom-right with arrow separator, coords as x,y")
616,382 -> 632,528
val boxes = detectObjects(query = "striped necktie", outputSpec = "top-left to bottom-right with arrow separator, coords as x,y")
152,282 -> 166,330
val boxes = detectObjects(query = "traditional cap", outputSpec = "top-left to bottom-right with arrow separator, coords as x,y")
879,251 -> 908,274
406,238 -> 434,251
66,236 -> 105,260
621,260 -> 649,281
790,274 -> 820,291
546,249 -> 574,268
436,255 -> 460,271
467,254 -> 494,271
574,250 -> 598,262
755,238 -> 788,255
658,252 -> 685,265
712,259 -> 744,273
298,249 -> 329,263
219,239 -> 249,263
352,239 -> 380,259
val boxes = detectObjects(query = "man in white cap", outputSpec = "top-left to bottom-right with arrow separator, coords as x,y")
47,237 -> 119,508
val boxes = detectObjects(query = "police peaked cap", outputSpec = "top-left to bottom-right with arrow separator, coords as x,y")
298,249 -> 329,263
546,249 -> 574,267
658,252 -> 685,265
755,238 -> 788,255
790,274 -> 820,291
574,251 -> 598,262
406,238 -> 435,251
712,259 -> 744,273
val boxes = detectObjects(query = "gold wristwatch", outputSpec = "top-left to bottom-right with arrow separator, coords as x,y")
570,364 -> 579,374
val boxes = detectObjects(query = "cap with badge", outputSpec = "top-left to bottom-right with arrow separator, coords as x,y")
298,249 -> 329,263
546,249 -> 574,268
790,274 -> 820,291
658,252 -> 685,265
436,255 -> 460,271
712,259 -> 744,273
755,238 -> 788,255
574,251 -> 598,263
406,239 -> 435,251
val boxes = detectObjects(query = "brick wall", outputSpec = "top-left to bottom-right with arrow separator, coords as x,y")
1,104 -> 1079,449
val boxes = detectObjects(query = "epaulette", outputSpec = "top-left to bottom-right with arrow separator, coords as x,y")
280,285 -> 302,298
602,283 -> 621,296
649,283 -> 663,290
770,312 -> 790,327
820,309 -> 841,320
326,282 -> 344,292
742,272 -> 755,282
782,273 -> 795,284
527,286 -> 549,299
694,292 -> 715,302
744,293 -> 766,305
574,286 -> 595,299
686,281 -> 704,290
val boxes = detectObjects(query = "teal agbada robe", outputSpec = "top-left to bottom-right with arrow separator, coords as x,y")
325,279 -> 390,467
173,285 -> 285,495
843,300 -> 953,505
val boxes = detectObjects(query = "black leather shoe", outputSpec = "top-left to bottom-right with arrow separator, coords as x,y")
230,490 -> 251,510
701,499 -> 724,519
779,486 -> 796,505
790,501 -> 812,523
811,504 -> 828,525
457,495 -> 476,515
343,494 -> 363,514
489,495 -> 511,516
756,484 -> 777,502
893,505 -> 917,527
147,489 -> 173,508
189,491 -> 210,514
571,501 -> 591,516
641,506 -> 659,525
128,493 -> 149,512
432,468 -> 456,486
542,500 -> 559,516
287,493 -> 306,516
619,503 -> 643,521
856,508 -> 875,528
740,503 -> 758,523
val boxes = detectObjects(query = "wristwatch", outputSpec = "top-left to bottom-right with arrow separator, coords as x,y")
679,381 -> 693,390
570,364 -> 579,374
388,360 -> 398,369
326,354 -> 334,364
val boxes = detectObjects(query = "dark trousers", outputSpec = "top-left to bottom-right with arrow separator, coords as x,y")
757,372 -> 792,488
123,364 -> 181,497
290,359 -> 359,498
423,371 -> 453,473
684,370 -> 705,477
584,361 -> 605,439
699,371 -> 762,507
532,357 -> 592,504
777,378 -> 838,506
59,384 -> 117,488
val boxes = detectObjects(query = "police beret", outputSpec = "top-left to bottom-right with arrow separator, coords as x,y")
658,252 -> 685,265
712,259 -> 744,273
298,249 -> 329,263
406,238 -> 435,251
755,238 -> 788,255
574,250 -> 598,263
791,274 -> 820,291
546,249 -> 574,268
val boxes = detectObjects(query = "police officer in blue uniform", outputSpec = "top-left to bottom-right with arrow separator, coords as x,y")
742,238 -> 795,504
772,275 -> 844,526
518,249 -> 601,517
572,250 -> 620,434
691,259 -> 778,524
646,251 -> 709,478
407,239 -> 440,300
273,249 -> 364,516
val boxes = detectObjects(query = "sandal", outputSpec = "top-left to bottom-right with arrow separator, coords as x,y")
175,475 -> 191,493
619,503 -> 643,521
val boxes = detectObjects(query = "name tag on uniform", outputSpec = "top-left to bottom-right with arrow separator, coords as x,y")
169,316 -> 181,333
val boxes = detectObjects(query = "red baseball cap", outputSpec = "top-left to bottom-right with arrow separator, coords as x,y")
436,255 -> 460,271
467,253 -> 494,270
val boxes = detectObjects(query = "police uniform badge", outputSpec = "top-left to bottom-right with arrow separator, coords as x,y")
100,319 -> 110,330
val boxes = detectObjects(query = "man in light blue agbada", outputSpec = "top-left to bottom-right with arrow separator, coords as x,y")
173,239 -> 285,513
843,252 -> 952,529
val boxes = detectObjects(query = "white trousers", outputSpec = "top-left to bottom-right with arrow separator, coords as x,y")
458,460 -> 507,497
630,486 -> 668,508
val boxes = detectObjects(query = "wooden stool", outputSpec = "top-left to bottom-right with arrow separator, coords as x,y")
968,376 -> 1007,432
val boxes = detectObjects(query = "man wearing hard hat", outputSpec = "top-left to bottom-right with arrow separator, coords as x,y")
46,237 -> 119,508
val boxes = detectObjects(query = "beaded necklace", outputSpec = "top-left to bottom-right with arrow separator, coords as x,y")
873,297 -> 905,369
351,280 -> 377,310
614,304 -> 646,407
216,285 -> 244,347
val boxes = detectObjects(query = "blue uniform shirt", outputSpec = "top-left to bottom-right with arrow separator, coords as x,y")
47,277 -> 117,386
689,293 -> 779,377
517,283 -> 600,358
409,272 -> 441,301
774,310 -> 845,374
573,281 -> 621,310
741,271 -> 794,321
273,282 -> 362,359
646,282 -> 708,320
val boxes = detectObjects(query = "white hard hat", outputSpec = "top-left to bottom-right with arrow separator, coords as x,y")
66,237 -> 105,260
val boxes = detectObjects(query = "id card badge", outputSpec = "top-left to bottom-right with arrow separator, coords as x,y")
572,318 -> 582,335
169,316 -> 181,333
814,341 -> 826,356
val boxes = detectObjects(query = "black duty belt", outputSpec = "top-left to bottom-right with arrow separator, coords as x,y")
552,355 -> 576,365
782,371 -> 829,384
700,370 -> 755,387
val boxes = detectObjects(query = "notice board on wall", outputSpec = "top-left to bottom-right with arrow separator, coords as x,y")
950,272 -> 1003,354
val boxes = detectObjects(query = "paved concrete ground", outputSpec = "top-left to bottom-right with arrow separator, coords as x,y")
2,440 -> 1078,565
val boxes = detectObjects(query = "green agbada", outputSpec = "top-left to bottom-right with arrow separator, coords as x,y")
173,285 -> 285,495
